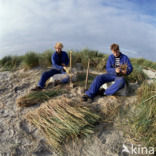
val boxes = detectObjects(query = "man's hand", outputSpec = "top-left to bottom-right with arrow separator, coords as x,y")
115,67 -> 120,73
121,69 -> 127,75
63,66 -> 67,70
63,66 -> 70,74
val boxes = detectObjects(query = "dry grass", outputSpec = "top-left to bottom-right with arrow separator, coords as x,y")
16,89 -> 64,107
126,65 -> 147,83
122,81 -> 156,148
120,64 -> 128,71
26,97 -> 100,153
131,82 -> 156,147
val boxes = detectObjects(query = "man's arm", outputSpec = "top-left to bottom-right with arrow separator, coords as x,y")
62,52 -> 69,66
106,56 -> 116,75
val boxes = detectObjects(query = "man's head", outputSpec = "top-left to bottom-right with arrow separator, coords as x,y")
110,43 -> 120,57
54,42 -> 64,54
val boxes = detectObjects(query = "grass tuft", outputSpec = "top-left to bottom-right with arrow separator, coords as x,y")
0,56 -> 23,71
127,81 -> 156,147
126,65 -> 147,83
39,50 -> 53,67
16,89 -> 64,107
131,58 -> 156,70
22,52 -> 39,69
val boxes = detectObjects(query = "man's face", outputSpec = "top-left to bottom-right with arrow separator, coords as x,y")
56,48 -> 62,54
112,50 -> 120,57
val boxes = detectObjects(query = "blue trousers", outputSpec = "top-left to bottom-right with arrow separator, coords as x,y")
85,73 -> 125,98
38,68 -> 68,88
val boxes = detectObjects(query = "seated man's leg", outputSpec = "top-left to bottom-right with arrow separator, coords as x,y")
61,76 -> 69,83
38,69 -> 61,88
85,74 -> 115,98
104,76 -> 125,95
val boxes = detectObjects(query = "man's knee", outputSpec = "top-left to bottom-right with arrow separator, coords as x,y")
42,70 -> 50,78
115,77 -> 125,87
95,75 -> 104,82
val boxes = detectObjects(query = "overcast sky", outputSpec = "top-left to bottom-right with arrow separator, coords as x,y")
0,0 -> 156,61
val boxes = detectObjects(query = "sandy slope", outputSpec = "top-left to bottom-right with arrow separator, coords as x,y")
0,68 -> 155,156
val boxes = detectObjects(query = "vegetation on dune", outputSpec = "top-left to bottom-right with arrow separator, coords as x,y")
130,58 -> 156,70
38,49 -> 53,67
16,88 -> 66,107
125,81 -> 156,148
0,48 -> 155,73
0,49 -> 107,71
70,49 -> 108,71
0,55 -> 23,71
22,52 -> 40,69
26,97 -> 100,153
75,72 -> 97,87
126,65 -> 148,84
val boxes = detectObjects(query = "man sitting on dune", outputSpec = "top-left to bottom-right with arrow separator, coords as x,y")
32,42 -> 69,91
82,43 -> 133,102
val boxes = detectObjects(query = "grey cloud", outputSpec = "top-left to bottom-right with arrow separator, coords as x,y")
0,0 -> 156,61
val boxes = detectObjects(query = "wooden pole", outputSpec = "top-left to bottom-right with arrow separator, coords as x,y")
85,59 -> 90,91
70,51 -> 72,70
69,51 -> 73,87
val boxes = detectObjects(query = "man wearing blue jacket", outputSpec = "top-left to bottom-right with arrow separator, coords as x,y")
82,43 -> 133,101
32,42 -> 69,91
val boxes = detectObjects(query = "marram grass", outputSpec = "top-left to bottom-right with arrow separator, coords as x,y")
126,65 -> 147,83
129,82 -> 156,147
16,89 -> 64,107
26,97 -> 100,153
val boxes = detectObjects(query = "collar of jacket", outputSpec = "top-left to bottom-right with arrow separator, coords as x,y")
55,51 -> 63,55
113,52 -> 123,58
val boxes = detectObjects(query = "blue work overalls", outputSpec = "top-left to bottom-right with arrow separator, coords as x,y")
85,53 -> 133,98
38,51 -> 69,88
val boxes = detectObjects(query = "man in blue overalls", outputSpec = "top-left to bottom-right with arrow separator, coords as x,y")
82,43 -> 133,101
32,42 -> 69,91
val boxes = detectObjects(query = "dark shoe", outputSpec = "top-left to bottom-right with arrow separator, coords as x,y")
54,80 -> 61,86
31,86 -> 43,91
88,98 -> 94,103
81,95 -> 93,102
97,88 -> 105,96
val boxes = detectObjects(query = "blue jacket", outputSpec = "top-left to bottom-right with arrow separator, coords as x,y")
106,52 -> 133,76
51,51 -> 69,71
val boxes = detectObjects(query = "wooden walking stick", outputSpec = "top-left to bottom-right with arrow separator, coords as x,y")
85,59 -> 90,91
69,50 -> 74,88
